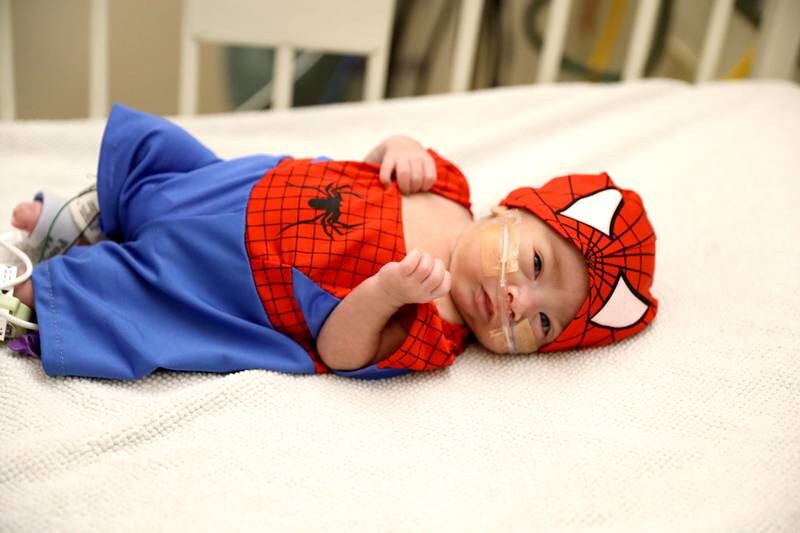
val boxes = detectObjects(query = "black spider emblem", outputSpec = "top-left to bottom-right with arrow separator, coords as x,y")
280,182 -> 363,239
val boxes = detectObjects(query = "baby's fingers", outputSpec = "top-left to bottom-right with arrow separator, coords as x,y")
379,154 -> 396,188
393,158 -> 412,193
430,269 -> 452,300
409,158 -> 424,193
411,251 -> 435,282
422,259 -> 449,296
398,248 -> 423,276
421,153 -> 437,191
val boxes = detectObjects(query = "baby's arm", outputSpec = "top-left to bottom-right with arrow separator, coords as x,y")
316,249 -> 450,371
365,135 -> 437,194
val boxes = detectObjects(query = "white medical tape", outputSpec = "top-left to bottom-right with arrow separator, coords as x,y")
67,187 -> 104,243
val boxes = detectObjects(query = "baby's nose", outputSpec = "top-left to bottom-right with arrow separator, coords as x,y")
506,283 -> 539,320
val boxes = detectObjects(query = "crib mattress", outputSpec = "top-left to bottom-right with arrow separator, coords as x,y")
1,79 -> 798,532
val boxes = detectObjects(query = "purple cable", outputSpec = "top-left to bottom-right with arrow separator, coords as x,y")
7,331 -> 41,358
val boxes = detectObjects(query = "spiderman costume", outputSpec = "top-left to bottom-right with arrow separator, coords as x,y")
30,104 -> 470,380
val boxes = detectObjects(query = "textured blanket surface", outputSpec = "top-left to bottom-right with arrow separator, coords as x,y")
1,80 -> 798,532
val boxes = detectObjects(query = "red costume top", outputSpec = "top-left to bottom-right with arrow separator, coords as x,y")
244,150 -> 472,379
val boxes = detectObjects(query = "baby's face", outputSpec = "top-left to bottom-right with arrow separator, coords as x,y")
449,207 -> 588,353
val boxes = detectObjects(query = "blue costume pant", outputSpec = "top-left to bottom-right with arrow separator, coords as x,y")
32,104 -> 319,379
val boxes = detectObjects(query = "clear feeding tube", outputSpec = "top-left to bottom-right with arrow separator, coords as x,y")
480,211 -> 537,354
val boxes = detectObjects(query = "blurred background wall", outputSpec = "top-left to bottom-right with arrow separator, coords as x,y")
10,0 -> 227,118
6,0 -> 798,119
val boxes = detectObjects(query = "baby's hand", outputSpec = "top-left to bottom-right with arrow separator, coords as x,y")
376,249 -> 451,307
368,135 -> 437,194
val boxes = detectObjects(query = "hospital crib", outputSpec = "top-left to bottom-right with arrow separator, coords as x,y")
1,0 -> 798,120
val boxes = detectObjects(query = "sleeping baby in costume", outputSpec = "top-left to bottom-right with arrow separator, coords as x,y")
1,104 -> 658,380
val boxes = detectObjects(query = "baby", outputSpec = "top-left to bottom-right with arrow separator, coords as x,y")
2,104 -> 658,380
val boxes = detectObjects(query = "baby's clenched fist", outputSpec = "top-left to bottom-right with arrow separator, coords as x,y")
376,135 -> 437,194
376,249 -> 451,307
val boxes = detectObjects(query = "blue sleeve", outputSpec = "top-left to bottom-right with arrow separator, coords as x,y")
335,365 -> 411,380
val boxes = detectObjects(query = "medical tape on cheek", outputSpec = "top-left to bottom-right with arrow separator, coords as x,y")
479,213 -> 520,276
509,319 -> 537,353
479,212 -> 539,353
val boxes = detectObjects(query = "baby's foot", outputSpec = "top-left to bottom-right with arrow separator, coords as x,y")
11,199 -> 89,245
11,201 -> 43,233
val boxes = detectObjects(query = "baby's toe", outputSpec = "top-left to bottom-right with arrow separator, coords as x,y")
11,201 -> 42,233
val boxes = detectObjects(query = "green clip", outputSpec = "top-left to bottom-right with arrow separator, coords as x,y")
0,292 -> 33,339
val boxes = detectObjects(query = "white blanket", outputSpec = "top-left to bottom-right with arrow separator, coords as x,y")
1,80 -> 799,532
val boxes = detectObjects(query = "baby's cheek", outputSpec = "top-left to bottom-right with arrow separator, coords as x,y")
509,319 -> 537,353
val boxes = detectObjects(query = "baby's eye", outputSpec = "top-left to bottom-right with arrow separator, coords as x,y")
533,252 -> 542,278
539,312 -> 550,336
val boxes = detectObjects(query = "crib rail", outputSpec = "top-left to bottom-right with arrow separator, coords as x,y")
1,0 -> 799,120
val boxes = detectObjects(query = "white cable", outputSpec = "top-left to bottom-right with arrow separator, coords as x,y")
0,238 -> 33,291
1,309 -> 38,331
0,237 -> 39,331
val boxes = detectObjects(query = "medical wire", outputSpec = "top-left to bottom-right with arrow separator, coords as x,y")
1,186 -> 98,333
0,237 -> 33,291
37,185 -> 98,263
0,238 -> 39,331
